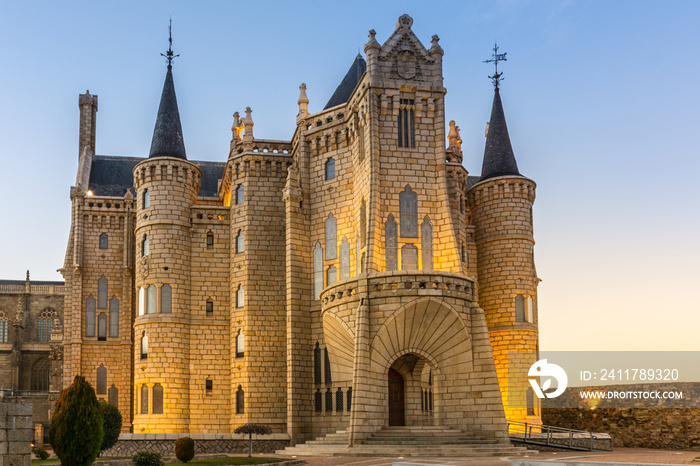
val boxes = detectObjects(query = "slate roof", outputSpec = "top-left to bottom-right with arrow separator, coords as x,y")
88,155 -> 225,198
479,88 -> 521,181
324,55 -> 367,110
149,67 -> 187,160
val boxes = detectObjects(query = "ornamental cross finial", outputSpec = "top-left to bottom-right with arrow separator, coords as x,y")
483,42 -> 507,89
161,18 -> 180,70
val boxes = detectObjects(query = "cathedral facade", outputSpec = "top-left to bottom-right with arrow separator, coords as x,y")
55,15 -> 540,445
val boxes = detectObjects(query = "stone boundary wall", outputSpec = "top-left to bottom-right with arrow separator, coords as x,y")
101,433 -> 290,457
0,402 -> 33,466
95,460 -> 304,466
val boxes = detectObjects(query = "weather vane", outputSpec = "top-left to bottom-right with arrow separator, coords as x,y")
161,18 -> 180,69
483,42 -> 507,89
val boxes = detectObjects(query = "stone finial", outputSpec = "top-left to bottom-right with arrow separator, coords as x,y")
396,14 -> 413,31
365,29 -> 380,50
429,35 -> 444,56
242,107 -> 254,142
124,189 -> 134,201
297,83 -> 309,123
448,120 -> 462,149
25,270 -> 30,283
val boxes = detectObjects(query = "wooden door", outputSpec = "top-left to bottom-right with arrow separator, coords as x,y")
388,368 -> 405,426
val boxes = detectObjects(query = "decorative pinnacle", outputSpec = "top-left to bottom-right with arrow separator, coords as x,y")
160,18 -> 180,70
483,42 -> 507,89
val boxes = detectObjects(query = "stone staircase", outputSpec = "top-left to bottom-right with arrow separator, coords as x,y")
277,426 -> 533,457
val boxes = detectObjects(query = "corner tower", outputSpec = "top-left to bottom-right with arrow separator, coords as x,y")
132,39 -> 202,432
467,85 -> 540,423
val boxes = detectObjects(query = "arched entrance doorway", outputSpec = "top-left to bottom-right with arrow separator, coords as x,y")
388,368 -> 405,426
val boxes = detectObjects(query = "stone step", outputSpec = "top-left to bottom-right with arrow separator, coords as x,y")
277,445 -> 530,457
361,438 -> 501,445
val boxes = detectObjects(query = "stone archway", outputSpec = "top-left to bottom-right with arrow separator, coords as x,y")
388,353 -> 437,426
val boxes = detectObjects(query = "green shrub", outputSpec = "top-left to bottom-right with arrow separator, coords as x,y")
174,436 -> 195,463
132,451 -> 164,466
100,402 -> 123,454
49,374 -> 104,466
33,446 -> 50,460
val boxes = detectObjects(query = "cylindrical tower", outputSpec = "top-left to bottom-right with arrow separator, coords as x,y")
467,88 -> 540,423
132,55 -> 201,432
132,157 -> 201,432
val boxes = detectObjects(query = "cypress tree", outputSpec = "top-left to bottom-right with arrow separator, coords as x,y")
49,374 -> 104,466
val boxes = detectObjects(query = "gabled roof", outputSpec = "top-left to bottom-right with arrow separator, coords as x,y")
88,155 -> 225,198
149,67 -> 187,160
324,55 -> 366,110
480,88 -> 521,181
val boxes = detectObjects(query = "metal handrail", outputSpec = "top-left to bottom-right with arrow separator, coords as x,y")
507,420 -> 613,452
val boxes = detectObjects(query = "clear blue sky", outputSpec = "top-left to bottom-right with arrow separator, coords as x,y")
1,1 -> 698,351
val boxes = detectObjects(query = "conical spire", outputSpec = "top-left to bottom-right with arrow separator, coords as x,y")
480,88 -> 520,181
148,67 -> 187,160
149,22 -> 186,160
324,54 -> 367,110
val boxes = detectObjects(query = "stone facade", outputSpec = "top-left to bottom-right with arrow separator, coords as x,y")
0,402 -> 33,466
0,275 -> 64,445
53,14 -> 541,446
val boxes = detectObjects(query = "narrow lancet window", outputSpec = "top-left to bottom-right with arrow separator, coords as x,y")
339,237 -> 350,280
138,287 -> 145,316
97,314 -> 107,341
140,384 -> 149,414
143,189 -> 150,208
108,385 -> 118,407
325,158 -> 335,180
324,347 -> 332,385
398,99 -> 415,148
236,184 -> 244,204
142,235 -> 149,256
86,295 -> 96,337
236,230 -> 244,253
314,343 -> 322,385
96,364 -> 107,395
236,285 -> 244,308
327,266 -> 337,287
313,243 -> 323,300
152,383 -> 163,414
325,214 -> 337,260
146,284 -> 156,314
421,215 -> 433,271
385,214 -> 397,272
98,275 -> 108,309
399,185 -> 418,237
360,199 -> 367,248
99,233 -> 108,249
141,331 -> 148,360
236,386 -> 245,414
109,296 -> 119,337
515,294 -> 525,322
236,329 -> 244,358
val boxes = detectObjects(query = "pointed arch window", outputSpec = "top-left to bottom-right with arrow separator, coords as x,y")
0,311 -> 8,343
98,275 -> 108,309
161,284 -> 172,314
109,296 -> 119,337
236,184 -> 244,205
401,244 -> 418,271
314,343 -> 322,385
141,331 -> 148,360
86,295 -> 96,337
399,185 -> 418,237
324,347 -> 332,385
99,233 -> 108,249
108,384 -> 118,407
236,385 -> 245,414
31,358 -> 50,391
140,384 -> 149,414
326,265 -> 337,287
97,314 -> 107,341
152,383 -> 163,414
96,364 -> 107,395
325,388 -> 333,412
313,243 -> 323,300
236,230 -> 244,253
527,296 -> 534,323
236,329 -> 244,358
325,214 -> 337,260
142,235 -> 149,257
143,189 -> 150,208
385,214 -> 397,272
236,285 -> 244,308
37,309 -> 54,343
339,237 -> 350,280
146,284 -> 156,314
314,389 -> 322,413
325,158 -> 335,180
421,215 -> 433,271
360,199 -> 367,248
336,388 -> 344,412
347,387 -> 352,412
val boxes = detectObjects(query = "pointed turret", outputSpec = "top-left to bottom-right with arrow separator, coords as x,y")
480,88 -> 520,181
149,66 -> 187,159
323,54 -> 367,110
